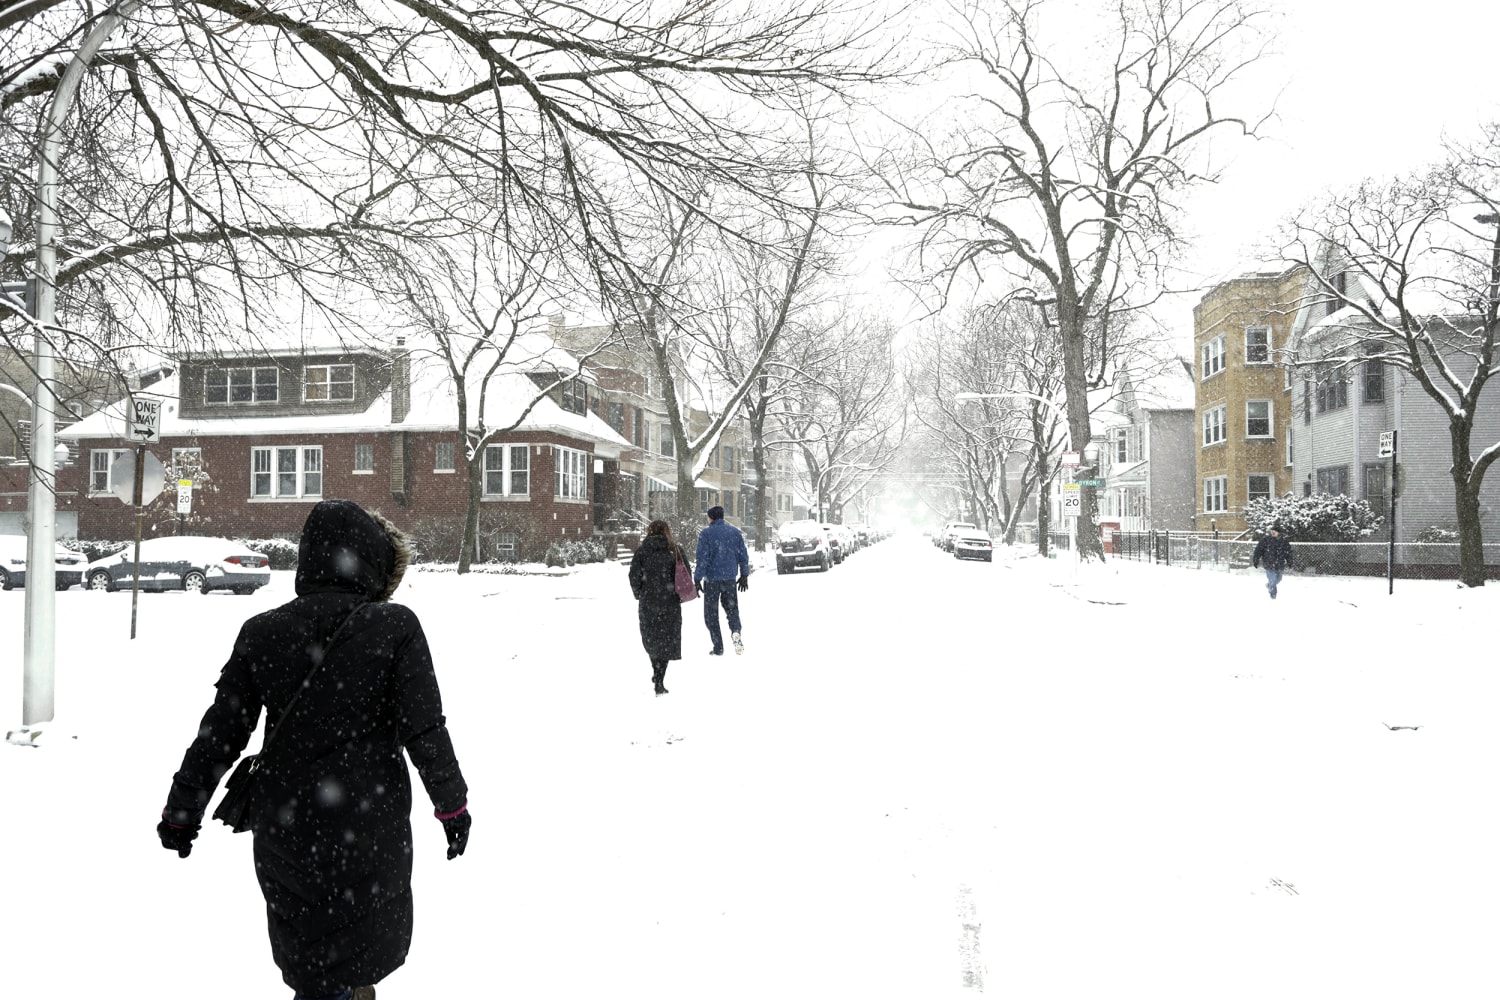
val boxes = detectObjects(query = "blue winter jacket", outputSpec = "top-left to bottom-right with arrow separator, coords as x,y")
694,519 -> 750,583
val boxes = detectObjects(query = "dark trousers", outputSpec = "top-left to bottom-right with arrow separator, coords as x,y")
701,578 -> 741,652
651,659 -> 670,690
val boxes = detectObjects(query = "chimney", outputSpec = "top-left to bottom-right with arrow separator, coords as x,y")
391,336 -> 410,424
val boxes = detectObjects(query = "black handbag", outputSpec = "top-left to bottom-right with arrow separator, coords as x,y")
211,607 -> 361,833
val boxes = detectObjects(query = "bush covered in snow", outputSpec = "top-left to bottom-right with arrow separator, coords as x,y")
1414,525 -> 1460,543
543,538 -> 608,567
1244,493 -> 1383,541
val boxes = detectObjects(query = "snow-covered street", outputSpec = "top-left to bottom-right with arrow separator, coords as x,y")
2,533 -> 1496,999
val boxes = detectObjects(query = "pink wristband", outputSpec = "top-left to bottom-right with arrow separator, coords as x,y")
434,803 -> 468,821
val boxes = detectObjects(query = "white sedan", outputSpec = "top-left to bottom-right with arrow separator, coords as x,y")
85,536 -> 271,595
0,536 -> 88,590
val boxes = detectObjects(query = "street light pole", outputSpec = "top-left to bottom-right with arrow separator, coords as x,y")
10,0 -> 144,744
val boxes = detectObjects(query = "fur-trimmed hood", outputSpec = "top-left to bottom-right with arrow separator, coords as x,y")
294,499 -> 410,602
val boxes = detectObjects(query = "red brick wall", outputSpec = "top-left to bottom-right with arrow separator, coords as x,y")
37,429 -> 600,561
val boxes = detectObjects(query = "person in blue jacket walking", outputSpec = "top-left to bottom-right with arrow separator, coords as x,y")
694,505 -> 751,655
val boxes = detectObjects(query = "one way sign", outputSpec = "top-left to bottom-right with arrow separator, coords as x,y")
129,395 -> 161,443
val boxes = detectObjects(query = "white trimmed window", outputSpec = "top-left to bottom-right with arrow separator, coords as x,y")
304,364 -> 354,402
354,443 -> 374,473
206,366 -> 278,405
554,446 -> 588,500
1202,405 -> 1226,446
1201,336 -> 1225,379
483,444 -> 529,496
494,531 -> 520,560
658,424 -> 675,458
1286,427 -> 1294,467
1245,326 -> 1271,364
90,448 -> 129,494
251,446 -> 322,498
1203,476 -> 1227,513
435,442 -> 455,473
1316,465 -> 1349,495
1246,400 -> 1273,438
1248,474 -> 1272,504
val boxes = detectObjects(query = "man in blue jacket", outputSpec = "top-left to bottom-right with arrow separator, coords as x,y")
694,505 -> 751,655
1251,524 -> 1294,599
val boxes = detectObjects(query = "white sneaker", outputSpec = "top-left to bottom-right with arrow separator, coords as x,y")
732,632 -> 744,655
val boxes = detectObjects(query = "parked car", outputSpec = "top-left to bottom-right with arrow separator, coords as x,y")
775,520 -> 832,574
0,536 -> 87,591
939,521 -> 978,552
951,529 -> 995,562
821,524 -> 849,564
85,536 -> 271,595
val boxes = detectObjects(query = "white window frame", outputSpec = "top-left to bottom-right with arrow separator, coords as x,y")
353,442 -> 375,474
1200,336 -> 1225,380
554,445 -> 588,500
1244,326 -> 1271,365
1246,400 -> 1273,438
1247,474 -> 1272,505
90,448 -> 129,495
483,444 -> 530,497
434,441 -> 456,473
303,363 -> 355,402
1203,476 -> 1227,513
250,445 -> 323,499
1286,426 -> 1294,468
1202,405 -> 1226,446
205,365 -> 278,405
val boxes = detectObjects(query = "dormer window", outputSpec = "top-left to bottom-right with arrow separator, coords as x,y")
304,364 -> 354,402
206,366 -> 278,405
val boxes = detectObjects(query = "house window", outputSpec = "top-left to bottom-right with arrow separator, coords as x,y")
724,445 -> 735,474
1316,465 -> 1350,496
435,442 -> 455,472
608,402 -> 625,433
206,366 -> 278,405
170,447 -> 203,482
354,443 -> 374,473
554,446 -> 588,500
1364,463 -> 1387,509
494,531 -> 520,561
1303,378 -> 1312,424
1286,427 -> 1294,467
1315,368 -> 1348,413
1203,476 -> 1227,513
697,487 -> 715,512
1200,336 -> 1225,379
1363,352 -> 1385,403
90,448 -> 129,494
483,444 -> 529,496
1245,326 -> 1270,364
251,446 -> 322,498
1202,405 -> 1226,446
557,379 -> 587,415
304,364 -> 354,402
659,424 -> 675,458
724,493 -> 736,517
1247,474 -> 1272,504
1246,400 -> 1272,438
1115,429 -> 1129,463
633,409 -> 644,447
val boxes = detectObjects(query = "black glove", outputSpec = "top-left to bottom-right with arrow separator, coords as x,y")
737,575 -> 749,592
694,580 -> 702,596
157,818 -> 199,858
439,807 -> 471,860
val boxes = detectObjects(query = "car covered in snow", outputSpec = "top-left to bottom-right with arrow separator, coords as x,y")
951,528 -> 994,562
939,521 -> 978,552
0,535 -> 87,591
775,519 -> 832,573
85,536 -> 271,595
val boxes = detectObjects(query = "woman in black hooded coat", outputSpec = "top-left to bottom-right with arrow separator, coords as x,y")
157,499 -> 471,1000
628,518 -> 688,695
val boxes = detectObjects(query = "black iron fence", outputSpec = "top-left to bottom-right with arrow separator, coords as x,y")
1109,530 -> 1500,581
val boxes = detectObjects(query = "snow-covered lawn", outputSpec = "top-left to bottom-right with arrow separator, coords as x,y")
1,536 -> 1494,999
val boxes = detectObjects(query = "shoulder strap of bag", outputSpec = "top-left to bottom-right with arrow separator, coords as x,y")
259,604 -> 364,753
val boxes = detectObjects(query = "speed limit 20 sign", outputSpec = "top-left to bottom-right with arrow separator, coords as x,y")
1061,485 -> 1082,517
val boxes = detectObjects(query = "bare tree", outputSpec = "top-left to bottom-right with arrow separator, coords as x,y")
881,0 -> 1274,560
1282,124 -> 1500,587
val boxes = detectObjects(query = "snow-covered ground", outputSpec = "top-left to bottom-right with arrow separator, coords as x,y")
1,534 -> 1495,999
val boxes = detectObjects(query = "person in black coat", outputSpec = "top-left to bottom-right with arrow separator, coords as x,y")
629,519 -> 688,695
157,499 -> 471,1000
1251,524 -> 1295,599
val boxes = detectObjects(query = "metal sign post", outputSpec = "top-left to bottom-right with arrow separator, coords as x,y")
1380,430 -> 1398,595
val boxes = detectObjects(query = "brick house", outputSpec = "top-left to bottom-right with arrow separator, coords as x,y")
1192,268 -> 1303,534
36,338 -> 631,560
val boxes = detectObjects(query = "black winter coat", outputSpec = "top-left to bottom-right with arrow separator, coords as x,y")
1252,533 -> 1294,570
629,534 -> 686,661
164,499 -> 467,996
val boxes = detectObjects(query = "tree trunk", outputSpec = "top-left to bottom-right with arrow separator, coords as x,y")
1059,312 -> 1103,562
1449,420 -> 1486,587
459,442 -> 483,573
